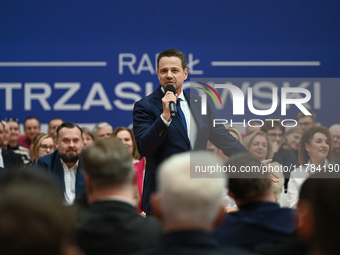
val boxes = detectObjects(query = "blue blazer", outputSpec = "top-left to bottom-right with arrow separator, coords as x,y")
36,150 -> 85,198
133,86 -> 248,213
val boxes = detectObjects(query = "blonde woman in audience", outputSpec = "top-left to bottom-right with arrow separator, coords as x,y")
30,133 -> 55,163
243,131 -> 284,204
287,126 -> 333,208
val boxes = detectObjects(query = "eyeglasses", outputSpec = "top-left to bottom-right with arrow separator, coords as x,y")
298,122 -> 312,127
40,145 -> 54,151
4,118 -> 19,123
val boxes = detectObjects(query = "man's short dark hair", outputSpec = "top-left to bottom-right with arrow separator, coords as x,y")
260,116 -> 285,134
225,153 -> 272,203
82,137 -> 134,190
157,48 -> 187,70
23,116 -> 41,129
56,122 -> 83,139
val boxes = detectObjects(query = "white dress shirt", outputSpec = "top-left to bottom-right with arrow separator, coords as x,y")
61,159 -> 79,205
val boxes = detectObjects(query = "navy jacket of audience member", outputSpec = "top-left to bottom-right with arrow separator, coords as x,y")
36,150 -> 84,197
133,230 -> 256,255
133,86 -> 248,213
213,202 -> 297,251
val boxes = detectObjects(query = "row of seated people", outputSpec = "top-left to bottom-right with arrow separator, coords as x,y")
1,113 -> 340,210
0,142 -> 339,255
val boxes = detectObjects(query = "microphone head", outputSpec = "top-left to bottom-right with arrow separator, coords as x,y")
164,85 -> 176,94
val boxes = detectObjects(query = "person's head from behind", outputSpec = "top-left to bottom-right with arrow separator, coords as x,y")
296,111 -> 317,131
56,123 -> 83,166
30,133 -> 55,162
225,153 -> 274,207
298,126 -> 333,165
243,131 -> 273,161
0,170 -> 80,255
93,122 -> 112,140
156,48 -> 188,95
297,171 -> 340,255
81,127 -> 94,149
48,118 -> 64,136
111,126 -> 140,160
282,125 -> 304,151
82,137 -> 134,204
23,116 -> 41,142
152,151 -> 226,232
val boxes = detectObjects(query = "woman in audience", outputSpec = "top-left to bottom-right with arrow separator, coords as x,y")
243,131 -> 284,204
112,127 -> 145,214
30,133 -> 55,164
287,126 -> 333,208
82,127 -> 94,149
282,125 -> 304,166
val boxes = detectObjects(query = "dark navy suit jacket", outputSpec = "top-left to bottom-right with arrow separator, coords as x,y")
36,150 -> 85,198
133,86 -> 248,213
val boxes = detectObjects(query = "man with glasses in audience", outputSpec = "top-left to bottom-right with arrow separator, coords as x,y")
296,110 -> 317,131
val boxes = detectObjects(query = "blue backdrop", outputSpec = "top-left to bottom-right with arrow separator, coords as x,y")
1,1 -> 339,130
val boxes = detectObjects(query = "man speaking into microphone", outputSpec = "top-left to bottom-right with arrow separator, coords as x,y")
133,49 -> 248,214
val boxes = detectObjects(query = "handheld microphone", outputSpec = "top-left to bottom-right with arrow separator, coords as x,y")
164,85 -> 177,117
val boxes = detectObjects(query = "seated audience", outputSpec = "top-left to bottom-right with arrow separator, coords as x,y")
0,120 -> 24,171
18,116 -> 41,149
37,123 -> 85,205
134,151 -> 254,255
82,127 -> 94,149
112,126 -> 145,213
287,126 -> 333,208
214,153 -> 297,251
77,137 -> 161,255
93,122 -> 112,140
243,131 -> 284,202
296,111 -> 317,131
6,118 -> 31,164
48,118 -> 64,136
261,118 -> 296,189
0,169 -> 81,255
329,124 -> 340,161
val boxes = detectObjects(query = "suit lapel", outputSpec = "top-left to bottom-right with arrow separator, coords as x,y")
187,93 -> 205,150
